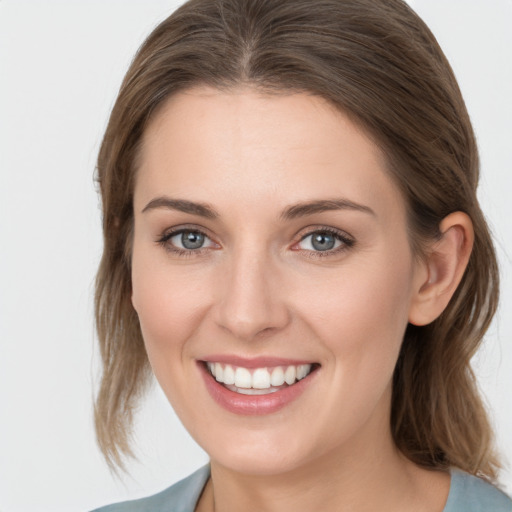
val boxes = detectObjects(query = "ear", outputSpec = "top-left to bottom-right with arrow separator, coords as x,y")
408,212 -> 474,326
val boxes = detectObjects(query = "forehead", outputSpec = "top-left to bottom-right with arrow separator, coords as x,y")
135,86 -> 405,223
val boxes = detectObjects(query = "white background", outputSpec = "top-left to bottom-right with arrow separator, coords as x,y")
0,1 -> 510,510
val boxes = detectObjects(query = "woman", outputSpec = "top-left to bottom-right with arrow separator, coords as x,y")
92,0 -> 512,510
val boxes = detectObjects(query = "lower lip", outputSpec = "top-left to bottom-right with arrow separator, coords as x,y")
198,362 -> 318,415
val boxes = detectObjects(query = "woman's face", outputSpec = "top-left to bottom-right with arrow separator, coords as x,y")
131,86 -> 426,475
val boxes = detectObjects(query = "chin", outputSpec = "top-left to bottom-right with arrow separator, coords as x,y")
199,424 -> 324,477
211,448 -> 307,476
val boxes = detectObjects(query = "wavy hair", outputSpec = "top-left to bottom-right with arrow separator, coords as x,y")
94,0 -> 500,478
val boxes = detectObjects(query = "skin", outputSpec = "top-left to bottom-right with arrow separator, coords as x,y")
131,86 -> 473,512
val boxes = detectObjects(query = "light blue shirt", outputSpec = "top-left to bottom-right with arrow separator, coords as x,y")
91,465 -> 512,512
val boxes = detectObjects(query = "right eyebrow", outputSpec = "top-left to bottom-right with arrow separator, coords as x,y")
141,197 -> 219,219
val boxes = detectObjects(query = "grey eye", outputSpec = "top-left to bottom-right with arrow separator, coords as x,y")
172,230 -> 206,250
298,231 -> 342,252
311,232 -> 336,251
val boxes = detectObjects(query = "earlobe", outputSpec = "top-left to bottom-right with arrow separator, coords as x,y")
408,212 -> 474,326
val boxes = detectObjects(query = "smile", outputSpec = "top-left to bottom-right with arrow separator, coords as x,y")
206,362 -> 314,395
199,358 -> 319,415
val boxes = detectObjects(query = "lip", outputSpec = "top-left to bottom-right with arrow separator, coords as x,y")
200,354 -> 314,369
197,359 -> 319,415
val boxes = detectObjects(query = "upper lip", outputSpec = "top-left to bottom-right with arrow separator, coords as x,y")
199,355 -> 317,368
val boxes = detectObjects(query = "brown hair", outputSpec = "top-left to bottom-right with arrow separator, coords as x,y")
94,0 -> 501,478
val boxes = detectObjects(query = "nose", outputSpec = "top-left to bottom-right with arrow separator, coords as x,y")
213,247 -> 291,342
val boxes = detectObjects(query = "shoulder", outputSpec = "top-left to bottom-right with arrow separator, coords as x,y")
444,469 -> 512,512
90,465 -> 210,512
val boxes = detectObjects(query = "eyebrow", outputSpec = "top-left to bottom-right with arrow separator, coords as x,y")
280,199 -> 375,220
141,196 -> 375,219
142,197 -> 219,218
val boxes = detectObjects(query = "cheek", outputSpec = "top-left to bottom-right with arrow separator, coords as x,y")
131,248 -> 211,366
286,252 -> 416,447
302,250 -> 415,377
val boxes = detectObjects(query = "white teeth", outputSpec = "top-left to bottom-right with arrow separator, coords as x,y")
234,367 -> 252,388
214,362 -> 224,382
206,362 -> 314,392
284,365 -> 296,385
227,385 -> 280,395
297,364 -> 310,380
223,364 -> 235,385
270,367 -> 285,386
252,368 -> 271,389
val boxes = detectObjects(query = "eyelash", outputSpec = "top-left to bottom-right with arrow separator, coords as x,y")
156,226 -> 216,258
294,228 -> 355,260
156,226 -> 355,259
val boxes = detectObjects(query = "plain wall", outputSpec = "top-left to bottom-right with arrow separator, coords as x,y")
0,1 -> 510,510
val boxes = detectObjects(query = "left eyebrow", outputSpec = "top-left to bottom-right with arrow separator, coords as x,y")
280,199 -> 376,220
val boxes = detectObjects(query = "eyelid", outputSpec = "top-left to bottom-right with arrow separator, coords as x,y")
291,226 -> 355,256
169,230 -> 217,249
156,224 -> 220,255
158,224 -> 212,241
156,224 -> 355,258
